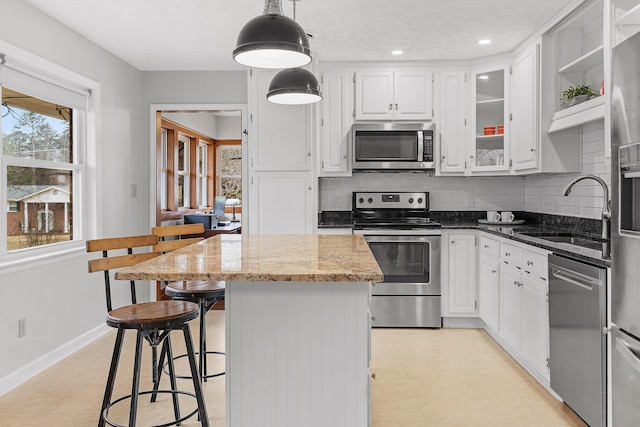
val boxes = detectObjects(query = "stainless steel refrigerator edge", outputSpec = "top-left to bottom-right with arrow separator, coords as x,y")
611,29 -> 640,426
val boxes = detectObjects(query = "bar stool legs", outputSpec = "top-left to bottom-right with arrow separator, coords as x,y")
99,324 -> 209,427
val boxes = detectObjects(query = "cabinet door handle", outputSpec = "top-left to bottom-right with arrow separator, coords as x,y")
527,261 -> 533,266
483,244 -> 489,248
395,103 -> 399,110
491,269 -> 497,274
513,280 -> 518,286
531,148 -> 536,152
505,252 -> 510,257
389,104 -> 393,110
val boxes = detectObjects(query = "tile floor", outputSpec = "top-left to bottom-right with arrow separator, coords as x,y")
0,312 -> 587,426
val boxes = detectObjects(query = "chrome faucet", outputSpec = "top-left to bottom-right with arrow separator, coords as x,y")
562,174 -> 611,240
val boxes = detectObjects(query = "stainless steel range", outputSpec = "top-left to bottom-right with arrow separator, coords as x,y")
352,191 -> 442,327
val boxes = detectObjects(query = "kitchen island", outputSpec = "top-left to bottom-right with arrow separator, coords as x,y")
115,234 -> 383,427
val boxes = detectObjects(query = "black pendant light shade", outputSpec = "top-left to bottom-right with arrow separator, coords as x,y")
267,68 -> 322,105
233,7 -> 312,69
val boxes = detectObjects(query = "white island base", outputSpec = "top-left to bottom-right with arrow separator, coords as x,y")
225,281 -> 371,427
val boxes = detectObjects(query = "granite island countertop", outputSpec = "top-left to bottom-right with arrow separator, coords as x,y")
115,234 -> 384,283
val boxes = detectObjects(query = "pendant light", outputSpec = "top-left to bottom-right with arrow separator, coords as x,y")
233,0 -> 312,69
267,67 -> 322,104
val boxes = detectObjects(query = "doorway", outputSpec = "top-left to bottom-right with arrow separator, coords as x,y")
149,104 -> 248,229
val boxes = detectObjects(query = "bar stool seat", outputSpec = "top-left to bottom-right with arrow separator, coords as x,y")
164,280 -> 226,382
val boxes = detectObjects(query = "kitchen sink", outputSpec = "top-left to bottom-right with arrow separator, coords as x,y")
519,232 -> 608,251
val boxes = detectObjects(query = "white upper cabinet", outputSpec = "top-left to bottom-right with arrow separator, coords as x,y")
318,70 -> 353,176
355,69 -> 433,121
249,172 -> 313,234
511,43 -> 540,172
438,71 -> 468,175
248,69 -> 313,172
470,64 -> 510,173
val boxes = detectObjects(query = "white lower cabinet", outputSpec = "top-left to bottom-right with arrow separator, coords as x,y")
520,275 -> 549,378
478,232 -> 550,383
500,264 -> 522,350
442,231 -> 477,317
479,235 -> 500,331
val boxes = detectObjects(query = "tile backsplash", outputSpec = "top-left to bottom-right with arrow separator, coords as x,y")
319,120 -> 609,220
524,120 -> 609,220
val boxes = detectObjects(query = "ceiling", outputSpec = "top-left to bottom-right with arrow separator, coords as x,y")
23,0 -> 577,71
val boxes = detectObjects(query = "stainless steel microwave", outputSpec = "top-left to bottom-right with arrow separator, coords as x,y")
352,123 -> 435,171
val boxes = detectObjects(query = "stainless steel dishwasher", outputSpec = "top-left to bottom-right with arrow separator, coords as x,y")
548,254 -> 606,427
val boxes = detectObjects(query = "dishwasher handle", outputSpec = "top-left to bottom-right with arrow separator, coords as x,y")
616,337 -> 640,374
550,264 -> 600,291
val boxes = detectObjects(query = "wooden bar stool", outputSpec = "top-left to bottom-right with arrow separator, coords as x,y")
152,224 -> 226,383
87,235 -> 209,427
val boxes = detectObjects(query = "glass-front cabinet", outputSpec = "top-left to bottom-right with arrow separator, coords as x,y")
470,65 -> 510,172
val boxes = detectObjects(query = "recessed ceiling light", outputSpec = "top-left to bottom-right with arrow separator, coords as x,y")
478,75 -> 489,80
392,50 -> 403,55
478,39 -> 491,45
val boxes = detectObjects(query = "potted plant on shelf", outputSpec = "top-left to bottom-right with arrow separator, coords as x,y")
561,84 -> 600,108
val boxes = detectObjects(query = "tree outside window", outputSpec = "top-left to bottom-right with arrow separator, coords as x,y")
217,145 -> 241,200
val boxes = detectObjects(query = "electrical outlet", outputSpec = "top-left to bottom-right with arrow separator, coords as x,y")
18,318 -> 26,338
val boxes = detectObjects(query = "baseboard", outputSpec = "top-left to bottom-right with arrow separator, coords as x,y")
442,317 -> 485,328
0,323 -> 111,397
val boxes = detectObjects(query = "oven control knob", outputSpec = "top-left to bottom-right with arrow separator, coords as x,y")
418,198 -> 423,204
358,198 -> 364,204
408,198 -> 414,204
367,198 -> 373,204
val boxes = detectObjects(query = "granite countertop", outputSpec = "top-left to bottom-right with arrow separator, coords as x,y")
440,221 -> 611,268
115,234 -> 384,283
317,210 -> 610,268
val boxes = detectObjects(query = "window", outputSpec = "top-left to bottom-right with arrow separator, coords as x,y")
196,141 -> 207,208
177,134 -> 189,208
158,118 -> 215,214
217,144 -> 242,199
0,45 -> 97,267
160,129 -> 168,210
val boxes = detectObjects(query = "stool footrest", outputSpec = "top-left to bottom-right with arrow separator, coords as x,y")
103,390 -> 199,427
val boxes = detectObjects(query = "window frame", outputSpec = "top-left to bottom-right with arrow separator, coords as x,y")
0,40 -> 99,273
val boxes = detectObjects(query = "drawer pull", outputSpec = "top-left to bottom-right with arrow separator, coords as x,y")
505,252 -> 511,257
484,244 -> 489,248
527,261 -> 534,266
524,270 -> 530,274
491,269 -> 497,274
